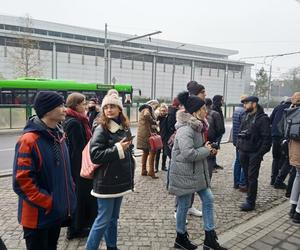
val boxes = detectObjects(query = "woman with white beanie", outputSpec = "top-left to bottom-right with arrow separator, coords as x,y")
86,91 -> 135,250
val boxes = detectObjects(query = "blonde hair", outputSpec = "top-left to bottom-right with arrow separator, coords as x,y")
159,103 -> 168,110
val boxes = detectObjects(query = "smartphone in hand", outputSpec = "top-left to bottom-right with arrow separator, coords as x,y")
124,135 -> 135,142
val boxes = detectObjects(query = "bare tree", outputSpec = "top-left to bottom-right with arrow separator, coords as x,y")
9,15 -> 42,78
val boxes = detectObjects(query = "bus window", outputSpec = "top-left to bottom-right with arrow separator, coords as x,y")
13,90 -> 27,105
81,91 -> 97,101
28,91 -> 37,105
1,90 -> 13,104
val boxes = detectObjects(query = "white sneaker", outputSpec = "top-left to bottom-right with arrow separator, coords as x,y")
187,207 -> 203,217
174,212 -> 188,224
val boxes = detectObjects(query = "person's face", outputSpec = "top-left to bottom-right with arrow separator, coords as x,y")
160,107 -> 168,116
197,90 -> 206,100
76,100 -> 87,114
194,105 -> 207,120
88,101 -> 96,108
244,101 -> 256,112
103,104 -> 121,119
45,104 -> 66,123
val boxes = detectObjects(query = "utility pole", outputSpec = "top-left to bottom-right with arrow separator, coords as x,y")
104,23 -> 108,84
103,25 -> 161,85
170,44 -> 185,101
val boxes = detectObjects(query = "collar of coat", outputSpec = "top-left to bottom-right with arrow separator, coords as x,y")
176,110 -> 208,132
108,120 -> 124,133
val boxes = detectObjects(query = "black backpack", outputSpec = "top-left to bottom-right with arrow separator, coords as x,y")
284,106 -> 300,140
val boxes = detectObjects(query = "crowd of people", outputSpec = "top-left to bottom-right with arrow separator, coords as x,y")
10,81 -> 300,250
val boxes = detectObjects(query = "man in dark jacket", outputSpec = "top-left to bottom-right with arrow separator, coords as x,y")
87,98 -> 100,128
13,91 -> 76,250
205,98 -> 225,178
270,98 -> 292,188
212,95 -> 225,170
232,95 -> 247,191
237,96 -> 271,211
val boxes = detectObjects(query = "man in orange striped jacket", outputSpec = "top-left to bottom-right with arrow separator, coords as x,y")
13,91 -> 76,250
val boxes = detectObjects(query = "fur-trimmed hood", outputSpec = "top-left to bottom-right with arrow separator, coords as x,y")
175,110 -> 208,132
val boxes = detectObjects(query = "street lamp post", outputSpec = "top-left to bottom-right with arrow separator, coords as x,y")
170,44 -> 185,101
267,55 -> 281,110
103,25 -> 162,84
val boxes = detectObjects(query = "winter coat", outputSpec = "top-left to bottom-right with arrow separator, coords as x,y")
167,106 -> 179,139
13,116 -> 77,229
158,115 -> 168,143
270,100 -> 292,138
232,104 -> 245,146
167,111 -> 211,197
63,116 -> 97,230
206,107 -> 225,142
237,105 -> 272,157
212,95 -> 225,122
289,140 -> 300,168
87,107 -> 100,129
137,104 -> 158,150
90,120 -> 135,198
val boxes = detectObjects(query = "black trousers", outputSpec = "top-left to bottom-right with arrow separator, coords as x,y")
0,237 -> 7,250
155,144 -> 167,170
271,137 -> 287,184
23,225 -> 61,250
239,151 -> 263,205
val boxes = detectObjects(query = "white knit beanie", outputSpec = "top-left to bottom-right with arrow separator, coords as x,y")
101,91 -> 123,110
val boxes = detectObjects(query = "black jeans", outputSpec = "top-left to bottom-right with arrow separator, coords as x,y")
271,137 -> 286,184
23,225 -> 61,250
155,145 -> 167,171
0,237 -> 7,250
239,151 -> 263,205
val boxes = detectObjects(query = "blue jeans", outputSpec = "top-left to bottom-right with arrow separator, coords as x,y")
176,188 -> 214,233
86,197 -> 123,250
233,149 -> 246,187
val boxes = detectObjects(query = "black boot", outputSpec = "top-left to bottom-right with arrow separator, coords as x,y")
174,232 -> 197,249
289,204 -> 297,218
203,230 -> 227,250
107,247 -> 119,250
293,212 -> 300,224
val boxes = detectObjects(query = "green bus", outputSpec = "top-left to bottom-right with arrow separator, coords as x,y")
0,78 -> 133,105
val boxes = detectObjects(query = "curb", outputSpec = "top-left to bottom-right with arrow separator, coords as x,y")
217,200 -> 290,244
0,170 -> 12,178
0,129 -> 22,135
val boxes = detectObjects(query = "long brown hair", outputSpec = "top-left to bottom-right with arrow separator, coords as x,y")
97,109 -> 130,130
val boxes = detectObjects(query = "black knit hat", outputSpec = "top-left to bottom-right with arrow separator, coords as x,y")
33,91 -> 64,118
177,91 -> 205,114
186,81 -> 205,95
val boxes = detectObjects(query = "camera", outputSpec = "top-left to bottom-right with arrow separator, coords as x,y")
210,142 -> 219,150
238,129 -> 250,139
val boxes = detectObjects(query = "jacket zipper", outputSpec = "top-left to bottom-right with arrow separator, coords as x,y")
60,143 -> 71,217
203,161 -> 209,186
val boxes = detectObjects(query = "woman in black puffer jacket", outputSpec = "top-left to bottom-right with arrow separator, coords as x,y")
86,91 -> 135,250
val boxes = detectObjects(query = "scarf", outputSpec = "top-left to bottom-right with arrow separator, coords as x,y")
201,120 -> 209,142
66,108 -> 92,141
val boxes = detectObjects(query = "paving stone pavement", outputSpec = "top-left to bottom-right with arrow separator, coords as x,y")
221,201 -> 300,250
0,143 -> 289,249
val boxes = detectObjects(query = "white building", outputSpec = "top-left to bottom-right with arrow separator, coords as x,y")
0,15 -> 252,103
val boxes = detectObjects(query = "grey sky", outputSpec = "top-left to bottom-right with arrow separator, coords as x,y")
1,0 -> 300,79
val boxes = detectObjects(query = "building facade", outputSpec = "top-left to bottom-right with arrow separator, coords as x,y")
0,15 -> 252,103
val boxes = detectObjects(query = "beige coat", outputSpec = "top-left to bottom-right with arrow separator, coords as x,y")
137,104 -> 158,150
289,140 -> 300,168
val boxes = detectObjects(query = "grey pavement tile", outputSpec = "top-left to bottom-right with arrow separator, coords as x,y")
250,240 -> 273,250
287,236 -> 300,245
279,242 -> 300,250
